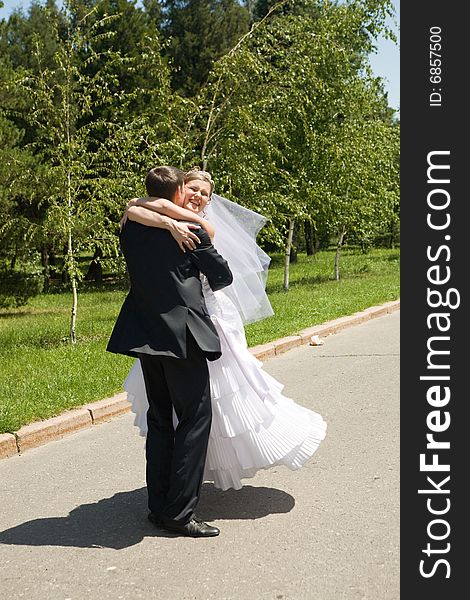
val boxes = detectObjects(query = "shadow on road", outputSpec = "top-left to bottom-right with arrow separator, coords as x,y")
0,484 -> 294,549
197,483 -> 295,521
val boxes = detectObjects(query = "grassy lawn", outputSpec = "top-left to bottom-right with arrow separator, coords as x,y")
0,248 -> 399,433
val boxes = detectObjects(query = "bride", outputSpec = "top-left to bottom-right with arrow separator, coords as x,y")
122,168 -> 327,491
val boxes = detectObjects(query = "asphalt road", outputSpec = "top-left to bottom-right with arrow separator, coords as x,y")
0,311 -> 399,600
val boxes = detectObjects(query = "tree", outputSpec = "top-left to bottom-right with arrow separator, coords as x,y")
315,113 -> 399,279
19,2 -> 173,341
71,0 -> 165,118
191,0 -> 397,287
250,0 -> 311,21
162,0 -> 250,96
0,0 -> 400,306
1,2 -> 69,288
0,55 -> 46,277
0,0 -> 67,73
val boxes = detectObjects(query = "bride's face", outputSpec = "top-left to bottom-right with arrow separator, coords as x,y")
183,179 -> 211,214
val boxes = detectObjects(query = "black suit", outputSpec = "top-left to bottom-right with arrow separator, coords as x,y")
107,220 -> 232,360
107,220 -> 233,523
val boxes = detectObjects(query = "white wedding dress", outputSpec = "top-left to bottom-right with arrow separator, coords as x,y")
124,277 -> 327,491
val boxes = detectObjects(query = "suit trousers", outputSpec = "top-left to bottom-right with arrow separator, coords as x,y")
138,332 -> 212,524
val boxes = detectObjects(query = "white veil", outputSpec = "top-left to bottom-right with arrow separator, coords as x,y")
205,194 -> 274,325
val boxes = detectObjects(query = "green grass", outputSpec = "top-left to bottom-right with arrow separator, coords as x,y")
0,248 -> 399,433
246,248 -> 400,345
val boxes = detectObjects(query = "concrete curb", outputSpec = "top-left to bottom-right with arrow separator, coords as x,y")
0,433 -> 18,459
0,299 -> 399,460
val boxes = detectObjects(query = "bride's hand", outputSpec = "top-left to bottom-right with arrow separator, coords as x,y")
168,221 -> 202,253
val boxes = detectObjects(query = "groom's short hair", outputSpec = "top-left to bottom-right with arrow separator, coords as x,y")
145,166 -> 185,200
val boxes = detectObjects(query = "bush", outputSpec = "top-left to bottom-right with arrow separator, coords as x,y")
0,268 -> 44,308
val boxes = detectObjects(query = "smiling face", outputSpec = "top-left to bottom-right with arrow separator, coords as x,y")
183,178 -> 211,214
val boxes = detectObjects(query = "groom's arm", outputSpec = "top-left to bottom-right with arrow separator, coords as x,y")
189,227 -> 233,291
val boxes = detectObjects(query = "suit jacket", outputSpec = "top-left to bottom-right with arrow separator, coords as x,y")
107,220 -> 233,361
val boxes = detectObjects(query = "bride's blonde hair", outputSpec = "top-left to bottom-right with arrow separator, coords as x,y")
184,167 -> 214,195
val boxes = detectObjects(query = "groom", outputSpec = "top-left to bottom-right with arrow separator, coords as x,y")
107,166 -> 233,537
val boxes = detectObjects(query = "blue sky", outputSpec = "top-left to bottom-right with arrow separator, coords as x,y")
369,0 -> 400,111
1,0 -> 400,111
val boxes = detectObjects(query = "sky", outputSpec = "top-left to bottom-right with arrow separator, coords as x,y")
369,0 -> 400,112
0,0 -> 400,111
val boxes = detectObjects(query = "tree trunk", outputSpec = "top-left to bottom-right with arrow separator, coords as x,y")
335,227 -> 347,281
289,222 -> 298,263
68,228 -> 78,345
304,221 -> 316,256
61,243 -> 69,283
388,220 -> 397,249
70,274 -> 78,344
283,217 -> 295,291
64,69 -> 78,344
41,244 -> 50,292
66,165 -> 77,343
85,247 -> 103,284
10,242 -> 18,270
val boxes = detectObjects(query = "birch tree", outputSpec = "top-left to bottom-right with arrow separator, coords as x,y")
21,4 -> 131,342
316,113 -> 399,279
190,0 -> 396,287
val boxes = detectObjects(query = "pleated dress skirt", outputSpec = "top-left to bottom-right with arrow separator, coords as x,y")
124,285 -> 327,491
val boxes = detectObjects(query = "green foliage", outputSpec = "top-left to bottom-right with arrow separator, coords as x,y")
19,6 -> 132,340
0,57 -> 45,269
0,0 -> 400,335
192,0 -> 398,257
2,1 -> 183,339
162,0 -> 251,96
0,266 -> 44,307
0,0 -> 67,73
315,115 -> 400,246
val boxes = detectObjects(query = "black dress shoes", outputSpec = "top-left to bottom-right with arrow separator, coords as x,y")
149,513 -> 220,537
